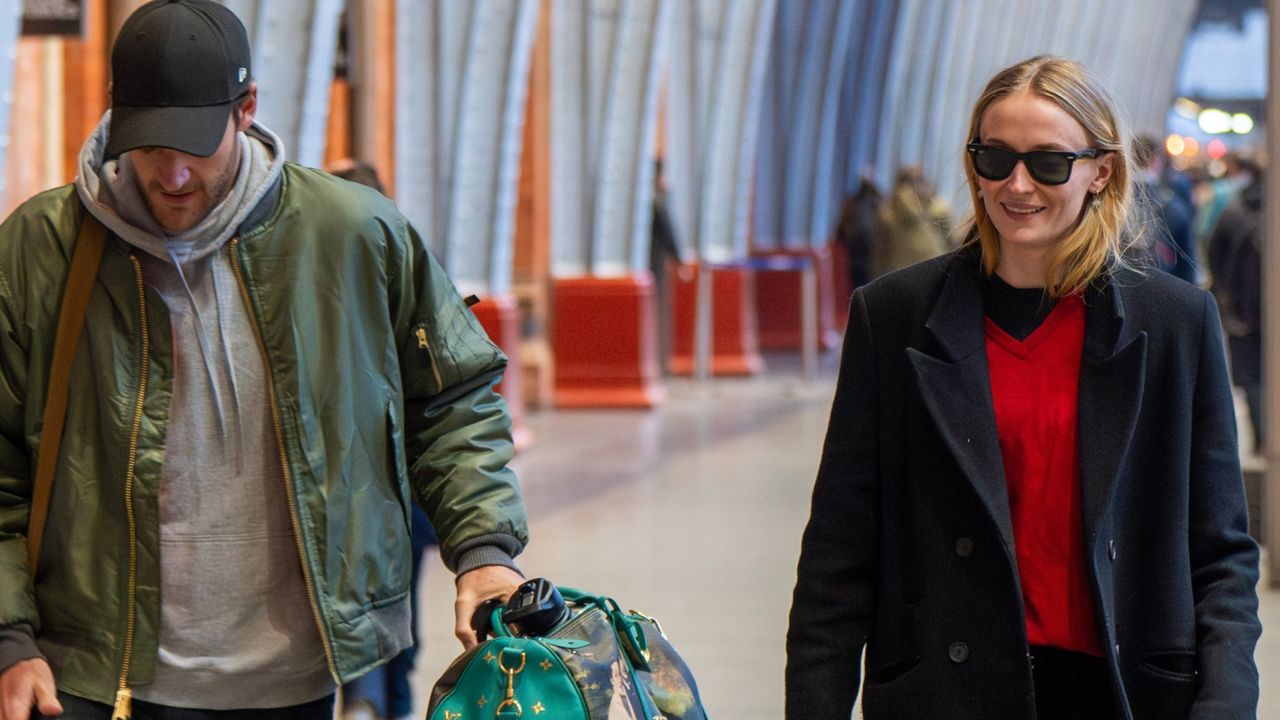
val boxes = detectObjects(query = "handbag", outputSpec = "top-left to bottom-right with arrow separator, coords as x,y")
428,585 -> 709,720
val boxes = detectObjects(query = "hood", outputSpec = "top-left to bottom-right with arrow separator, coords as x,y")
74,110 -> 286,265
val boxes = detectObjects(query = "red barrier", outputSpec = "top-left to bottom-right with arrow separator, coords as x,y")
552,275 -> 665,408
753,247 -> 842,351
470,293 -> 532,450
671,264 -> 763,376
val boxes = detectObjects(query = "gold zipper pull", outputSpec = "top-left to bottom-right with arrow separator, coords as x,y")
111,688 -> 133,720
413,326 -> 444,390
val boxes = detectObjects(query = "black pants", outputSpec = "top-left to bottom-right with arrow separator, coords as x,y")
1031,646 -> 1123,720
1228,333 -> 1264,452
39,692 -> 334,720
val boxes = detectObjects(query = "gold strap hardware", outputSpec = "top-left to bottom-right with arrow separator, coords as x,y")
496,650 -> 527,716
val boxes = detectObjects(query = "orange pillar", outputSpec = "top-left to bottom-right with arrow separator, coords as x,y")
324,76 -> 353,168
511,0 -> 553,411
553,275 -> 664,408
671,264 -> 763,376
753,247 -> 842,351
351,0 -> 396,198
63,0 -> 109,184
470,294 -> 531,450
5,38 -> 59,213
828,239 -> 852,330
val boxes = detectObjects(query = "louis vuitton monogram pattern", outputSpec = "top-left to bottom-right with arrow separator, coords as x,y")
428,598 -> 708,720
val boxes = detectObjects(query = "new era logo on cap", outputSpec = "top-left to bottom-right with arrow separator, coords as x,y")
105,0 -> 254,158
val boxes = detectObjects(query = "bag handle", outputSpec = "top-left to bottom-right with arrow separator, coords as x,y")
26,213 -> 108,573
500,586 -> 652,669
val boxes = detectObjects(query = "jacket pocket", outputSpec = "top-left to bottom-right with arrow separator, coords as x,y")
864,602 -> 921,686
1138,649 -> 1196,682
385,405 -> 413,551
865,654 -> 922,685
1128,649 -> 1196,720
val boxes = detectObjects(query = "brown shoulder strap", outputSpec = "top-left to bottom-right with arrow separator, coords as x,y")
27,214 -> 108,574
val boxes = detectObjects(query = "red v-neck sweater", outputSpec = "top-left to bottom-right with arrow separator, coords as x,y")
984,293 -> 1104,656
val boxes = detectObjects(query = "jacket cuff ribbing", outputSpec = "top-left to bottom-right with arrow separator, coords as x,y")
0,624 -> 44,675
454,544 -> 523,577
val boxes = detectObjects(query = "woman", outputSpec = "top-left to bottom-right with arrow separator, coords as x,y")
785,57 -> 1261,720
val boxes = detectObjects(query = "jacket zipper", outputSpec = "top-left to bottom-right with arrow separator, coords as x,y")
112,255 -> 149,720
228,239 -> 340,680
415,325 -> 443,392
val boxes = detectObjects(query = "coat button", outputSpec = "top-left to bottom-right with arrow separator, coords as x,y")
955,537 -> 974,558
948,642 -> 970,663
1108,540 -> 1117,561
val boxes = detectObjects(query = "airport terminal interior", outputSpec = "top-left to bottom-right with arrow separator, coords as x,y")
2,0 -> 1279,718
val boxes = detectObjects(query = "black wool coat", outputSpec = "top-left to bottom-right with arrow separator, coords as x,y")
785,248 -> 1261,720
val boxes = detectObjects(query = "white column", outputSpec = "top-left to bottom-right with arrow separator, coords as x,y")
0,0 -> 22,210
444,0 -> 539,295
921,0 -> 969,206
550,0 -> 591,277
394,0 -> 439,254
229,0 -> 344,167
593,0 -> 671,275
843,0 -> 900,191
807,0 -> 860,249
873,0 -> 923,186
394,1 -> 539,296
1134,0 -> 1197,135
706,0 -> 777,261
777,0 -> 841,250
551,0 -> 671,278
664,0 -> 700,259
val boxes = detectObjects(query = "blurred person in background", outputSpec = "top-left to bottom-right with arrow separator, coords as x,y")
787,56 -> 1260,720
835,172 -> 882,290
1203,152 -> 1261,282
1207,165 -> 1265,455
871,166 -> 950,278
1193,152 -> 1256,268
1134,136 -> 1196,284
649,159 -> 686,375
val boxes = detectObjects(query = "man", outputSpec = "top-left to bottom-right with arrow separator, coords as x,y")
647,159 -> 684,375
834,172 -> 881,291
1208,168 -> 1266,454
0,2 -> 527,718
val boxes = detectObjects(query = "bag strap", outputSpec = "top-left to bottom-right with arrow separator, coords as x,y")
26,213 -> 108,573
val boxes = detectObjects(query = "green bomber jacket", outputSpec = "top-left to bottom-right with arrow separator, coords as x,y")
0,164 -> 528,704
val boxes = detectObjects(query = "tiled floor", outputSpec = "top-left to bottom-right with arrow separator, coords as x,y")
408,353 -> 1280,719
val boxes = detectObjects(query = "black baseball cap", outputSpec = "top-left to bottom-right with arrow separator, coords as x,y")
105,0 -> 252,158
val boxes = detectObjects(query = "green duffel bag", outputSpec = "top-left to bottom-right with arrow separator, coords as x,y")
427,586 -> 709,720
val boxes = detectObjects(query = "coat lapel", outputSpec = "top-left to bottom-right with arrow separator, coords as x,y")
908,251 -> 1015,552
1077,278 -> 1147,546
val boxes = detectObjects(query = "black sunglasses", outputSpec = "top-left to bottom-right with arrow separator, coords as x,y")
966,143 -> 1102,185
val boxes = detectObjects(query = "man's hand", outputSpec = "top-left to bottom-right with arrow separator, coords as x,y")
0,658 -> 61,720
454,565 -> 523,649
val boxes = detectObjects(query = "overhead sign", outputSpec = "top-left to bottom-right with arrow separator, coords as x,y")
21,0 -> 84,36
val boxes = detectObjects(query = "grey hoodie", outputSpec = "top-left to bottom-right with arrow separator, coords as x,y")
74,114 -> 335,708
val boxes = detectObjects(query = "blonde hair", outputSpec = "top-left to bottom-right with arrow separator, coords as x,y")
961,56 -> 1137,297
